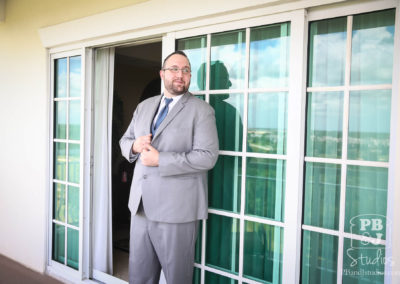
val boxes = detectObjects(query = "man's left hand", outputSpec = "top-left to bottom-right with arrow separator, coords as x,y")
140,145 -> 159,166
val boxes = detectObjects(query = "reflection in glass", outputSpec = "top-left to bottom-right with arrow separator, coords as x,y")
208,155 -> 242,213
248,92 -> 287,154
194,221 -> 202,264
308,17 -> 347,87
210,93 -> 243,151
52,223 -> 65,264
54,101 -> 66,139
306,92 -> 343,158
245,158 -> 285,221
55,58 -> 67,98
206,214 -> 240,274
68,143 -> 80,184
351,9 -> 395,85
302,231 -> 337,284
67,186 -> 79,227
249,23 -> 290,88
69,100 -> 81,140
211,30 -> 245,90
67,228 -> 79,270
244,221 -> 283,283
54,142 -> 66,181
303,163 -> 341,230
177,36 -> 207,91
69,56 -> 81,97
205,271 -> 238,284
342,238 -> 385,284
345,166 -> 388,237
193,267 -> 201,284
348,90 -> 391,162
194,95 -> 205,101
53,183 -> 65,222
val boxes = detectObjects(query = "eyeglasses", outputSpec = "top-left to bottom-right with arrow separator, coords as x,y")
162,66 -> 191,74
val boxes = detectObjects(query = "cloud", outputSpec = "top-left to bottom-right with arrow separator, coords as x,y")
310,31 -> 347,86
249,36 -> 290,88
351,26 -> 394,85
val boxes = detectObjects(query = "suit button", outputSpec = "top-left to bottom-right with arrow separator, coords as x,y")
143,175 -> 147,179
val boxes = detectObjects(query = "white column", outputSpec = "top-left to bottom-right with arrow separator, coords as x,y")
281,8 -> 308,284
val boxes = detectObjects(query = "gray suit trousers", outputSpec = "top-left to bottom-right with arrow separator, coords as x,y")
129,205 -> 199,284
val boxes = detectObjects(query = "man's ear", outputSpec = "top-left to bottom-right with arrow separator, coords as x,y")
159,70 -> 164,80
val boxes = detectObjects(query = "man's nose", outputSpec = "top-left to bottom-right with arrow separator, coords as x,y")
175,69 -> 184,76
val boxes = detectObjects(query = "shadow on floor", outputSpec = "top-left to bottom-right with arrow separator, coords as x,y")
0,254 -> 64,284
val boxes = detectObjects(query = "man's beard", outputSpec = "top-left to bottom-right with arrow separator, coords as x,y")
166,80 -> 189,95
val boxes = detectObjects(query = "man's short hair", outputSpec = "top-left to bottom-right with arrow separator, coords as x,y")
162,50 -> 191,69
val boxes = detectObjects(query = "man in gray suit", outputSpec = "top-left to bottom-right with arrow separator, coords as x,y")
120,50 -> 219,284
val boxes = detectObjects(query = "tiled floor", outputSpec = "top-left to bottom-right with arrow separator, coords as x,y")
0,254 -> 64,284
113,249 -> 129,281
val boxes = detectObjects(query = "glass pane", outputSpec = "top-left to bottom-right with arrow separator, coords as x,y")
54,101 -> 67,139
54,142 -> 66,181
210,93 -> 244,152
342,238 -> 385,284
194,221 -> 202,264
301,231 -> 338,284
206,214 -> 239,274
205,271 -> 238,284
208,155 -> 242,213
69,56 -> 81,97
69,100 -> 81,140
245,158 -> 285,221
53,183 -> 65,222
193,267 -> 201,284
249,23 -> 290,88
67,186 -> 79,227
55,58 -> 67,98
68,143 -> 80,184
177,36 -> 207,91
194,95 -> 205,101
351,9 -> 395,85
67,228 -> 79,270
243,221 -> 283,283
308,17 -> 347,87
345,166 -> 388,238
348,90 -> 391,162
306,92 -> 343,158
247,92 -> 287,154
211,30 -> 246,90
303,163 -> 341,230
52,223 -> 65,264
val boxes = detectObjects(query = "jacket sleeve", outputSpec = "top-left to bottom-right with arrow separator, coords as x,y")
158,106 -> 219,176
119,107 -> 140,163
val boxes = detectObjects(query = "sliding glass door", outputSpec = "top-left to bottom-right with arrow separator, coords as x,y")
51,54 -> 83,271
302,9 -> 395,284
178,21 -> 291,284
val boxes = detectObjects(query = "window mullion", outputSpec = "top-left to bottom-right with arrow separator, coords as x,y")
386,4 -> 400,283
282,9 -> 308,284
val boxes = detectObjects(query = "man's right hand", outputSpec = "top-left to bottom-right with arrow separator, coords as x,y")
132,134 -> 152,154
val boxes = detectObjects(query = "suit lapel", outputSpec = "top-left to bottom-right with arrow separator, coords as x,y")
145,95 -> 162,134
152,92 -> 190,140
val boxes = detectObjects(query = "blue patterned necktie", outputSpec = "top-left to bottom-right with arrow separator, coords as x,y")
151,98 -> 173,135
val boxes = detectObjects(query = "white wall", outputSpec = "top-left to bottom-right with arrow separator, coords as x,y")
0,0 -> 146,273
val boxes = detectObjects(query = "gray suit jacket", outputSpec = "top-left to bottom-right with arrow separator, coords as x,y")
120,92 -> 219,223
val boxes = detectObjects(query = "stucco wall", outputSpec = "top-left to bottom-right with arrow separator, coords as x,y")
0,0 -> 145,273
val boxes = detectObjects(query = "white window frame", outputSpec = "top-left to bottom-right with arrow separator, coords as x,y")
172,9 -> 307,284
307,2 -> 400,284
47,48 -> 92,283
44,1 -> 400,283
